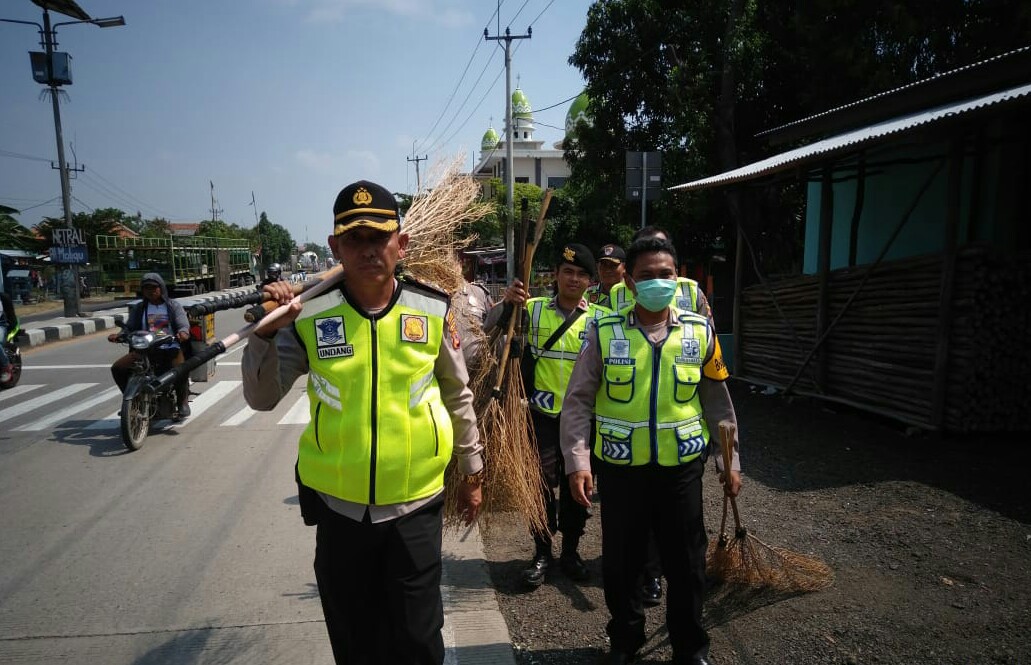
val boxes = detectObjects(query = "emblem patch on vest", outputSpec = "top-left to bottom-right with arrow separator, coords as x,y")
401,314 -> 429,343
609,339 -> 630,358
675,337 -> 701,364
677,296 -> 691,310
314,316 -> 354,359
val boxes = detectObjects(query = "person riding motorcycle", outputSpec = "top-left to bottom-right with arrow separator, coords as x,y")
107,273 -> 192,418
260,263 -> 284,287
0,292 -> 17,384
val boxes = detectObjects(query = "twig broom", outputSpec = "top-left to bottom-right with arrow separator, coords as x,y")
707,421 -> 834,593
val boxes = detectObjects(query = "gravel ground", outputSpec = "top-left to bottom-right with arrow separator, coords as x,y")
481,382 -> 1031,664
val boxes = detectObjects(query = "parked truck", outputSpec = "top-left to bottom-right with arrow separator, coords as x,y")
95,235 -> 255,297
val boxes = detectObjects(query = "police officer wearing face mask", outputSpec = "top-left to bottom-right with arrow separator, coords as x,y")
559,237 -> 741,665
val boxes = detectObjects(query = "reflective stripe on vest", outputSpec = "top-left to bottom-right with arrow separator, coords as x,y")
593,309 -> 711,466
294,284 -> 453,505
609,278 -> 700,313
526,297 -> 608,415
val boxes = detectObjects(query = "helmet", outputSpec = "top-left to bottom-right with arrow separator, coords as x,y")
267,263 -> 282,279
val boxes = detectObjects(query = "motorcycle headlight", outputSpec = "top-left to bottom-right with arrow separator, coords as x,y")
130,331 -> 156,350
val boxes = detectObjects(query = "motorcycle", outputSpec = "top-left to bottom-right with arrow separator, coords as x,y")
113,330 -> 184,451
0,325 -> 22,390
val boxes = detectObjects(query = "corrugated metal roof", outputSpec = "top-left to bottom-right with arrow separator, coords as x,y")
755,46 -> 1031,139
671,83 -> 1031,192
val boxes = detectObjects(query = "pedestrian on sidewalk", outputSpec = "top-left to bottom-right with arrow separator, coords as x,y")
242,179 -> 483,665
561,237 -> 741,665
485,243 -> 610,588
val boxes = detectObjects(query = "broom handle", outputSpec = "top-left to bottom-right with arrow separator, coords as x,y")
492,189 -> 554,394
718,420 -> 743,530
245,265 -> 344,322
719,495 -> 730,537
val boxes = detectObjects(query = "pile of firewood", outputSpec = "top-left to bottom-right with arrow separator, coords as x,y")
738,247 -> 1030,431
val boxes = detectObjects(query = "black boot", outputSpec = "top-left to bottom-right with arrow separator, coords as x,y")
559,535 -> 590,582
641,576 -> 662,607
522,539 -> 552,588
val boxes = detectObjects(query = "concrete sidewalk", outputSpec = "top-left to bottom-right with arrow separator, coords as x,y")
11,289 -> 517,664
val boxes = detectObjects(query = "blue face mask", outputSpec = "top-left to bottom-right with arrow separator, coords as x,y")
633,279 -> 678,312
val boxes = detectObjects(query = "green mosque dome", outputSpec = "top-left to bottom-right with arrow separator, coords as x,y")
512,87 -> 533,119
565,91 -> 592,136
481,125 -> 500,151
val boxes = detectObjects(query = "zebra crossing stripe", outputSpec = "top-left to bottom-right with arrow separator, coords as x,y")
14,387 -> 121,432
278,394 -> 310,425
167,380 -> 241,427
0,383 -> 97,424
0,384 -> 43,402
221,405 -> 256,427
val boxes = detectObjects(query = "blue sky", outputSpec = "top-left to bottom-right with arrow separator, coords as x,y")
1,0 -> 591,245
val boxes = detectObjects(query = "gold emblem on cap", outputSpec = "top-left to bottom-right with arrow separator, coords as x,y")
563,247 -> 576,262
353,187 -> 373,206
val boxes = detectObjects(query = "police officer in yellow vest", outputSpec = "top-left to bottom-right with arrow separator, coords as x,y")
242,180 -> 483,665
608,225 -> 717,607
485,243 -> 610,588
587,243 -> 626,309
561,237 -> 741,665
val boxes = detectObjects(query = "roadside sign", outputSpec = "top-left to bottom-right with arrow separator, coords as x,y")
625,151 -> 663,202
53,228 -> 87,246
51,245 -> 88,264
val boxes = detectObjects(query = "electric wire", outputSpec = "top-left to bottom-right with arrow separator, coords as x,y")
412,1 -> 508,155
422,46 -> 503,156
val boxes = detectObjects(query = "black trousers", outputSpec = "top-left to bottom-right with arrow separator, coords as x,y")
531,409 -> 588,553
313,496 -> 445,665
598,460 -> 709,660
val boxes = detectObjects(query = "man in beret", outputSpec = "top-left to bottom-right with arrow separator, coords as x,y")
242,180 -> 483,664
485,243 -> 612,588
587,243 -> 626,309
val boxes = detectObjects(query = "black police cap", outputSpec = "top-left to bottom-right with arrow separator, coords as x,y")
332,180 -> 400,236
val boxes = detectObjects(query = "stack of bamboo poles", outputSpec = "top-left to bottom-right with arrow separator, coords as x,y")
739,248 -> 1031,431
944,247 -> 1031,432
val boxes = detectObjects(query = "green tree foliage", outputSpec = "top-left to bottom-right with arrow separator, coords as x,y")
567,0 -> 1031,269
252,212 -> 295,267
140,217 -> 172,238
0,214 -> 41,252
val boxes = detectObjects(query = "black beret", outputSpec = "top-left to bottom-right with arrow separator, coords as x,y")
556,243 -> 596,277
333,180 -> 400,236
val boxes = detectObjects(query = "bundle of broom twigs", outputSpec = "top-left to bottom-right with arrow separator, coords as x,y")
707,421 -> 833,593
402,161 -> 547,535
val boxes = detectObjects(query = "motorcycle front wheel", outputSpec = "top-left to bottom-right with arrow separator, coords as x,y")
120,388 -> 152,451
0,347 -> 20,390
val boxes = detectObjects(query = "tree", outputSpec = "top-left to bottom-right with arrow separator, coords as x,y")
567,0 -> 1031,269
140,217 -> 172,238
252,212 -> 295,267
0,213 -> 41,252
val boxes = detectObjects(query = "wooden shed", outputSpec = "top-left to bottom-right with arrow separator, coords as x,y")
673,48 -> 1031,432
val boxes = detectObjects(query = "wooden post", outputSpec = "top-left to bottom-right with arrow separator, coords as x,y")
932,139 -> 964,428
732,213 -> 745,375
815,166 -> 834,390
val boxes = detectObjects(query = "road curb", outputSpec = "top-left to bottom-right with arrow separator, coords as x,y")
442,523 -> 516,665
16,287 -> 257,349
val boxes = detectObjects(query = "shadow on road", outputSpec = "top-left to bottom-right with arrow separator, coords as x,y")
731,383 -> 1031,523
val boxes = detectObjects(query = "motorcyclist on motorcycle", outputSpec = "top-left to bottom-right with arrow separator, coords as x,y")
107,273 -> 192,418
0,292 -> 17,384
260,263 -> 283,288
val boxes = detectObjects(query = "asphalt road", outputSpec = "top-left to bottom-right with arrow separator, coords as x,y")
0,308 -> 334,664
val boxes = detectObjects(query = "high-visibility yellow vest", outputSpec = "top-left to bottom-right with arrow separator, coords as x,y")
586,284 -> 612,309
609,277 -> 700,313
592,308 -> 712,466
525,297 -> 610,415
294,281 -> 453,505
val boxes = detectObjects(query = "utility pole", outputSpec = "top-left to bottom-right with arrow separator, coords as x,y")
485,24 -> 531,284
43,9 -> 78,316
407,153 -> 428,192
209,180 -> 223,223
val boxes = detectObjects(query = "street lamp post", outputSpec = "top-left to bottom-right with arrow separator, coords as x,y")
1,3 -> 124,316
